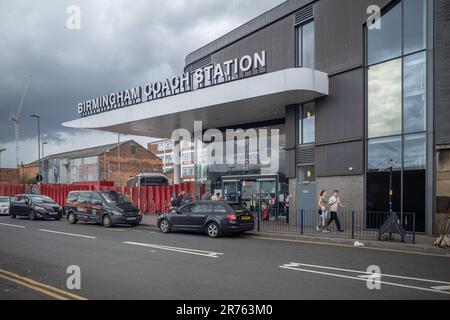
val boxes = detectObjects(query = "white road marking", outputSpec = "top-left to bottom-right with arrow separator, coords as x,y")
280,262 -> 450,296
124,241 -> 224,258
431,285 -> 450,291
0,222 -> 26,229
39,229 -> 97,239
281,262 -> 450,285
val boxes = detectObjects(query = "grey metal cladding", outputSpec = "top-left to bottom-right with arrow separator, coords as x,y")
435,0 -> 450,145
210,14 -> 296,74
314,0 -> 392,74
315,68 -> 365,144
184,55 -> 212,73
286,149 -> 297,178
285,105 -> 297,150
315,141 -> 364,177
294,3 -> 314,25
296,145 -> 315,165
185,0 -> 314,67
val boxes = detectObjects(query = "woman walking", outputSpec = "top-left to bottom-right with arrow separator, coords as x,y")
316,190 -> 329,233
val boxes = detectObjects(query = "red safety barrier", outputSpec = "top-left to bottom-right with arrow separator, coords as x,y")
0,183 -> 204,213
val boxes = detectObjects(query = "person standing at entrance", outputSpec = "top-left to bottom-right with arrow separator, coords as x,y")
269,194 -> 277,220
316,190 -> 328,232
326,190 -> 347,232
284,193 -> 290,223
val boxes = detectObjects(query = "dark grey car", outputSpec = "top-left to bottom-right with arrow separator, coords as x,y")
157,201 -> 254,238
9,195 -> 62,220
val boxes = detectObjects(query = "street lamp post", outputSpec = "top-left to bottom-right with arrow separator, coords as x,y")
42,141 -> 48,183
42,141 -> 48,158
104,150 -> 110,181
30,115 -> 41,183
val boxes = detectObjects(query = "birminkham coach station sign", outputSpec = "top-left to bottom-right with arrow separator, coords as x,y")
77,51 -> 267,118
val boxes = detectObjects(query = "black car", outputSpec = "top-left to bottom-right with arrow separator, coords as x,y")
157,201 -> 254,238
64,190 -> 142,228
9,194 -> 63,220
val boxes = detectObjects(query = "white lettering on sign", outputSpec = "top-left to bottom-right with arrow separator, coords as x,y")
77,51 -> 267,117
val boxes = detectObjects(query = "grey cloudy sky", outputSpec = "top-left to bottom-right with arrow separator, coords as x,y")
0,0 -> 284,168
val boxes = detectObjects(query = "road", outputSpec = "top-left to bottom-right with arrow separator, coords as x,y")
0,216 -> 449,300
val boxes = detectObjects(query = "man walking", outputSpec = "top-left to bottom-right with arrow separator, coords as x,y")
326,190 -> 347,232
201,191 -> 212,201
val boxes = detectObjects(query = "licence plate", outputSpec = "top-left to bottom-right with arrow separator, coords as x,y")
241,216 -> 251,221
127,217 -> 137,221
49,212 -> 58,215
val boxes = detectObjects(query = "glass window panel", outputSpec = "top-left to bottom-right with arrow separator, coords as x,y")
302,103 -> 315,144
296,27 -> 302,67
404,0 -> 427,55
368,59 -> 402,138
302,21 -> 315,68
403,170 -> 426,232
366,171 -> 401,223
367,2 -> 402,65
404,133 -> 426,170
368,136 -> 402,171
298,165 -> 315,183
404,51 -> 426,133
298,105 -> 303,144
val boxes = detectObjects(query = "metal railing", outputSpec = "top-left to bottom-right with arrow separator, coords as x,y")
251,207 -> 416,243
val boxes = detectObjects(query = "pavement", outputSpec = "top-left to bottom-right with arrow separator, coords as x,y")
140,214 -> 450,256
0,215 -> 449,300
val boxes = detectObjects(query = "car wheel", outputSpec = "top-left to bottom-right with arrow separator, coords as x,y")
102,215 -> 113,228
28,210 -> 36,221
159,219 -> 171,233
67,212 -> 78,224
206,222 -> 220,238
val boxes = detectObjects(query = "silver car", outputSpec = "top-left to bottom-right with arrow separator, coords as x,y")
0,196 -> 11,215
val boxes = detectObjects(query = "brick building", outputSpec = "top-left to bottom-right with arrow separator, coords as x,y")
148,139 -> 195,182
21,140 -> 163,186
0,168 -> 20,184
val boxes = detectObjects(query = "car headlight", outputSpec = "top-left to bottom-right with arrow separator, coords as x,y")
35,206 -> 47,212
111,210 -> 122,216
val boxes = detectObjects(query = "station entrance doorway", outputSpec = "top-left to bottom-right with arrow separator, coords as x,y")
221,175 -> 287,215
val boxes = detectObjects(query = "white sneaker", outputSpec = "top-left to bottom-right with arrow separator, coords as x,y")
316,226 -> 320,232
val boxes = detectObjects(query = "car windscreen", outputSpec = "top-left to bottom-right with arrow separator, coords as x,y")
229,203 -> 250,213
30,196 -> 56,204
102,192 -> 131,204
140,177 -> 169,186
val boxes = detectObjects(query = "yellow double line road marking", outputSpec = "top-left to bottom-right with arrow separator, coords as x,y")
0,268 -> 88,300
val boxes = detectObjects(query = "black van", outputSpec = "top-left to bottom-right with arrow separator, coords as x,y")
64,191 -> 142,228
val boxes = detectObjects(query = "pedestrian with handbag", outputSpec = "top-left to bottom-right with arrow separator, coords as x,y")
316,190 -> 329,232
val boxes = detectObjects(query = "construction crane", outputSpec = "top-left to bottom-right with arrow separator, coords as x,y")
9,75 -> 31,167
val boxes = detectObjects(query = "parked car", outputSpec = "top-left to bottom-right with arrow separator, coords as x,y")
157,201 -> 254,238
64,190 -> 142,228
9,195 -> 62,220
0,196 -> 11,215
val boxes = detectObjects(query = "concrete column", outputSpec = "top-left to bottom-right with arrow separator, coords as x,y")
174,140 -> 181,185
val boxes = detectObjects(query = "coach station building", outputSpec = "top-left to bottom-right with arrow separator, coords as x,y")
64,0 -> 450,235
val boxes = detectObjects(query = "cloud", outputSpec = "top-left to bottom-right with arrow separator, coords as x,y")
0,0 -> 284,167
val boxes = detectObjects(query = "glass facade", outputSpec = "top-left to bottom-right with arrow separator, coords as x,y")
296,20 -> 315,68
368,58 -> 402,138
366,0 -> 427,232
198,123 -> 287,193
298,102 -> 315,145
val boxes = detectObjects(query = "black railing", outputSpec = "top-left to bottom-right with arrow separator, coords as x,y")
251,207 -> 416,243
